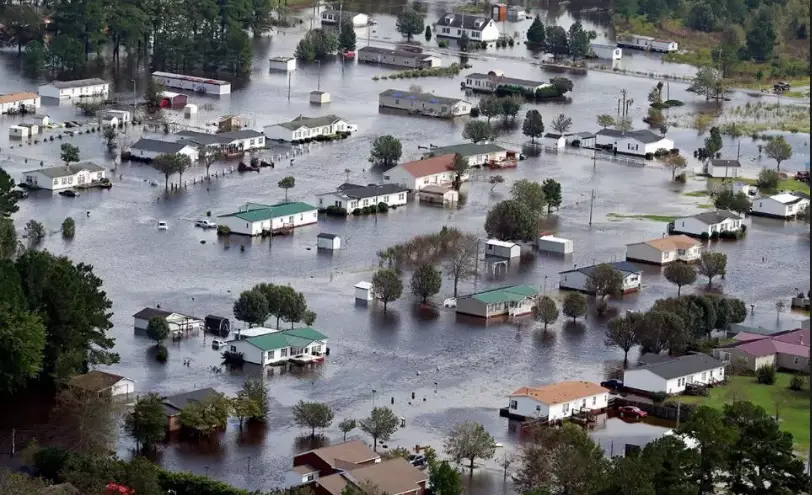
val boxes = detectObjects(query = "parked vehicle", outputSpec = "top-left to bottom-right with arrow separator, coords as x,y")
600,379 -> 623,390
443,298 -> 457,308
211,339 -> 225,349
11,188 -> 29,199
408,453 -> 426,468
195,219 -> 217,229
157,221 -> 168,230
58,190 -> 78,197
618,406 -> 648,419
774,81 -> 791,92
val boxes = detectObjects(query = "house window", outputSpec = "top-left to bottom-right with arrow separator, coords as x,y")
592,396 -> 596,405
305,474 -> 315,482
471,31 -> 480,38
509,400 -> 517,409
312,344 -> 322,353
535,405 -> 541,411
230,345 -> 237,352
794,356 -> 801,364
562,403 -> 569,413
383,195 -> 389,203
701,372 -> 707,380
363,199 -> 369,206
456,29 -> 461,35
267,350 -> 275,360
288,216 -> 294,223
280,348 -> 288,357
398,193 -> 405,200
350,201 -> 357,209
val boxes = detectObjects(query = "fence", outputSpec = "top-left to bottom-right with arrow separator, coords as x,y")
613,397 -> 695,423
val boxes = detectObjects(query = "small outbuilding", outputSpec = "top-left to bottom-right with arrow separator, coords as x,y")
160,91 -> 188,108
317,233 -> 341,250
18,123 -> 39,135
67,370 -> 135,397
184,104 -> 198,117
270,56 -> 297,71
33,115 -> 51,126
9,125 -> 28,138
537,235 -> 573,254
355,281 -> 374,301
310,90 -> 331,105
418,185 -> 458,205
485,239 -> 520,259
543,133 -> 566,149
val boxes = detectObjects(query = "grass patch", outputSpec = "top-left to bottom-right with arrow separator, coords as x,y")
374,63 -> 464,81
709,177 -> 810,195
607,212 -> 678,222
697,203 -> 714,209
683,190 -> 709,197
679,373 -> 810,452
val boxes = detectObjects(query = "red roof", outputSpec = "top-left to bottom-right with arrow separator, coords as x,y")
399,154 -> 456,178
732,328 -> 808,358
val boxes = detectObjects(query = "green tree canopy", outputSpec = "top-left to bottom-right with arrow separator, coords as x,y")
233,288 -> 270,327
444,421 -> 497,473
526,15 -> 546,45
462,120 -> 492,144
410,263 -> 442,303
484,200 -> 537,242
764,136 -> 792,171
370,135 -> 403,167
562,292 -> 588,321
371,268 -> 403,312
359,406 -> 400,451
396,6 -> 424,41
0,304 -> 45,395
339,22 -> 356,51
124,393 -> 167,452
292,400 -> 334,437
522,110 -> 544,143
295,28 -> 339,61
145,317 -> 170,344
541,179 -> 562,213
510,179 -> 546,214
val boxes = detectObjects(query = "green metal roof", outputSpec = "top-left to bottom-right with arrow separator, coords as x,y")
218,202 -> 317,222
244,330 -> 321,351
470,285 -> 539,304
285,327 -> 328,341
423,143 -> 507,158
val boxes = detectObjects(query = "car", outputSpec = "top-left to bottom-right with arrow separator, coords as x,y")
211,339 -> 225,349
195,219 -> 217,229
157,221 -> 168,230
618,406 -> 648,419
600,379 -> 623,390
58,190 -> 78,197
407,453 -> 426,468
443,298 -> 457,308
10,189 -> 29,199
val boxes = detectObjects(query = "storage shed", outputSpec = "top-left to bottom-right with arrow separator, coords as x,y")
485,239 -> 520,259
184,104 -> 198,117
9,125 -> 28,138
317,233 -> 341,250
537,235 -> 573,254
160,91 -> 188,108
310,91 -> 331,105
355,281 -> 373,301
269,56 -> 297,71
18,123 -> 39,135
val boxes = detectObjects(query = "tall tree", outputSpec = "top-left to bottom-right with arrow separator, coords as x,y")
48,387 -> 116,456
0,305 -> 45,394
124,393 -> 167,452
369,135 -> 402,167
562,292 -> 588,321
444,233 -> 479,297
60,144 -> 80,167
541,179 -> 562,213
371,268 -> 402,312
278,286 -> 309,328
338,418 -> 357,441
233,288 -> 270,327
535,296 -> 559,331
713,190 -> 751,215
764,136 -> 792,171
510,179 -> 546,215
178,392 -> 231,436
522,110 -> 544,143
664,262 -> 697,296
526,15 -> 546,45
444,421 -> 497,474
746,10 -> 776,62
152,154 -> 186,191
145,316 -> 170,344
499,96 -> 522,123
410,263 -> 442,303
640,436 -> 700,495
551,113 -> 573,134
484,200 -> 537,242
451,153 -> 469,185
277,176 -> 295,201
462,120 -> 492,144
664,154 -> 687,180
478,97 -> 502,123
339,21 -> 356,51
677,406 -> 737,493
689,67 -> 726,103
359,406 -> 400,451
585,264 -> 624,312
396,5 -> 424,41
597,114 -> 616,129
605,313 -> 639,368
430,460 -> 463,495
545,25 -> 569,59
0,168 -> 19,218
697,251 -> 727,288
292,400 -> 334,437
241,378 -> 269,421
567,20 -> 596,59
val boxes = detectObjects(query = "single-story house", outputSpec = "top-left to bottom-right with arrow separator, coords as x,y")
751,193 -> 809,219
485,239 -> 520,259
565,131 -> 595,147
322,458 -> 428,495
233,327 -> 278,340
558,261 -> 642,294
264,115 -> 357,142
0,92 -> 40,114
378,89 -> 472,118
705,159 -> 742,178
102,109 -> 131,125
623,353 -> 725,394
162,388 -> 221,432
38,78 -> 109,99
269,56 -> 297,71
668,211 -> 743,238
67,370 -> 135,397
22,163 -> 106,191
418,185 -> 458,205
174,129 -> 266,154
590,43 -> 623,60
359,46 -> 441,69
543,133 -> 566,148
616,34 -> 678,53
289,439 -> 381,483
434,13 -> 501,42
128,138 -> 199,162
384,154 -> 458,191
217,202 -> 319,236
317,182 -> 410,212
713,328 -> 809,372
592,129 -> 674,157
463,71 -> 550,94
420,142 -> 513,167
225,327 -> 328,366
9,125 -> 29,139
321,10 -> 370,27
625,235 -> 701,265
506,381 -> 609,421
456,285 -> 539,318
132,307 -> 204,333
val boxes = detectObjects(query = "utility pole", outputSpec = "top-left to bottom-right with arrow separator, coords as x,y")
287,72 -> 291,101
588,189 -> 595,226
317,60 -> 321,91
675,398 -> 681,428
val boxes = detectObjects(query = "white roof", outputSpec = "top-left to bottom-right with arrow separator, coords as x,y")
539,235 -> 571,243
769,193 -> 806,204
662,429 -> 700,449
161,91 -> 186,98
487,239 -> 519,248
236,327 -> 278,338
355,281 -> 372,289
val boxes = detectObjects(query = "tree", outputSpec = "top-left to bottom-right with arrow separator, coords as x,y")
597,114 -> 615,129
0,168 -> 20,218
640,436 -> 700,495
152,153 -> 189,191
339,22 -> 356,51
278,176 -> 295,201
478,96 -> 502,123
764,136 -> 792,171
459,31 -> 470,52
370,135 -> 402,167
232,392 -> 261,429
277,287 -> 309,328
526,15 -> 546,45
646,107 -> 665,127
430,460 -> 463,495
462,120 -> 491,144
0,305 -> 45,395
601,454 -> 656,495
585,264 -> 624,308
23,40 -> 47,73
145,316 -> 170,344
689,66 -> 725,103
445,234 -> 479,297
338,418 -> 357,441
746,11 -> 776,62
648,82 -> 664,106
499,96 -> 521,123
714,25 -> 745,78
567,20 -> 596,60
687,3 -> 716,32
0,469 -> 50,493
697,251 -> 727,288
371,268 -> 402,312
713,190 -> 751,215
143,79 -> 163,112
664,262 -> 696,296
522,110 -> 544,143
511,179 -> 546,214
551,113 -> 573,134
484,200 -> 537,242
605,313 -> 638,368
535,296 -> 559,331
616,117 -> 633,132
677,406 -> 737,493
757,168 -> 780,191
425,25 -> 432,42
0,220 -> 18,262
541,179 -> 562,214
233,288 -> 270,327
60,143 -> 80,167
359,406 -> 400,451
488,175 -> 505,192
396,6 -> 424,41
24,220 -> 45,248
48,387 -> 116,456
545,25 -> 569,59
444,421 -> 496,474
295,29 -> 339,61
240,378 -> 269,421
664,154 -> 687,180
178,392 -> 232,436
124,393 -> 167,452
451,153 -> 468,184
410,264 -> 442,303
562,292 -> 588,321
103,126 -> 118,150
694,126 -> 723,163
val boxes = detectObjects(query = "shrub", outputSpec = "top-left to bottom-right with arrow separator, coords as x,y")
644,152 -> 654,160
362,206 -> 372,215
221,350 -> 245,366
740,224 -> 747,233
318,207 -> 327,214
756,364 -> 776,385
710,231 -> 720,239
469,107 -> 480,117
206,211 -> 211,217
650,391 -> 669,404
156,345 -> 168,363
61,217 -> 75,239
34,447 -> 74,481
369,204 -> 378,214
216,225 -> 230,236
789,374 -> 806,391
674,172 -> 687,183
352,208 -> 362,216
699,232 -> 710,240
325,205 -> 348,216
377,202 -> 389,213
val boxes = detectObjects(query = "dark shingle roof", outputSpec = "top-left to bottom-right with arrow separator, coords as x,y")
220,129 -> 264,140
24,163 -> 105,178
559,261 -> 642,277
435,13 -> 493,31
634,353 -> 723,379
379,89 -> 467,106
685,211 -> 741,225
544,133 -> 564,139
67,370 -> 128,392
162,387 -> 220,415
131,138 -> 190,154
596,128 -> 667,143
338,183 -> 409,199
359,46 -> 433,60
176,129 -> 263,146
133,307 -> 172,320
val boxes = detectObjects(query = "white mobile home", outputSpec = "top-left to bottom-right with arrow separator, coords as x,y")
217,202 -> 318,236
506,381 -> 609,421
317,183 -> 409,212
625,235 -> 701,265
623,353 -> 725,394
128,138 -> 199,162
455,285 -> 539,318
705,159 -> 742,178
464,71 -> 551,94
358,47 -> 441,69
378,89 -> 471,118
0,92 -> 40,114
559,261 -> 642,294
38,78 -> 109,99
321,10 -> 370,27
269,56 -> 297,71
669,211 -> 743,238
175,129 -> 266,154
616,34 -> 678,53
102,109 -> 132,124
264,115 -> 356,142
418,185 -> 458,205
485,239 -> 520,259
132,307 -> 204,333
537,236 -> 573,254
593,129 -> 674,157
751,193 -> 809,219
590,43 -> 622,60
225,327 -> 328,366
151,71 -> 231,95
434,13 -> 501,42
22,163 -> 106,191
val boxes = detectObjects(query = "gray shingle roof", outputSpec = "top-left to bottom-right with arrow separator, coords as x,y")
379,89 -> 467,106
49,78 -> 107,89
220,129 -> 264,139
132,307 -> 172,320
162,387 -> 220,415
684,211 -> 741,225
359,46 -> 433,60
175,129 -> 263,146
277,115 -> 343,130
596,128 -> 667,144
338,183 -> 409,199
435,13 -> 493,31
24,163 -> 105,178
131,138 -> 190,154
422,142 -> 506,157
559,261 -> 642,276
466,72 -> 548,88
634,353 -> 723,380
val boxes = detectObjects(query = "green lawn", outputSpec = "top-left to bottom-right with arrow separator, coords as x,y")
680,373 -> 810,452
708,177 -> 811,195
607,213 -> 678,222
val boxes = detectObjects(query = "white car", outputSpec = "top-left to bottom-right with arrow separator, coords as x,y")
211,339 -> 225,349
346,124 -> 359,133
195,219 -> 217,229
443,298 -> 457,308
157,221 -> 168,230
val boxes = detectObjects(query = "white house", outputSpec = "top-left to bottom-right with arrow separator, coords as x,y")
359,46 -> 441,69
151,71 -> 231,95
559,261 -> 642,294
590,43 -> 622,60
217,202 -> 319,236
384,154 -> 459,191
22,163 -> 106,191
751,193 -> 809,219
421,142 -> 513,167
38,78 -> 109,99
225,327 -> 328,366
264,115 -> 356,142
669,211 -> 743,238
67,370 -> 135,397
175,129 -> 266,154
128,138 -> 199,162
32,115 -> 51,126
625,235 -> 701,265
317,183 -> 409,212
321,10 -> 369,27
593,129 -> 674,157
418,185 -> 459,205
269,56 -> 297,71
616,34 -> 678,53
132,307 -> 204,333
705,159 -> 742,178
506,381 -> 609,421
623,353 -> 725,394
463,71 -> 551,94
543,133 -> 566,149
485,239 -> 520,259
378,89 -> 471,117
0,92 -> 40,114
317,233 -> 341,250
434,13 -> 500,42
455,285 -> 539,318
9,125 -> 28,139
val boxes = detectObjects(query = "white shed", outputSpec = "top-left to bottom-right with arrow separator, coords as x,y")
537,235 -> 573,254
9,125 -> 28,139
355,281 -> 373,301
310,91 -> 331,105
184,104 -> 198,117
317,233 -> 341,250
543,133 -> 566,149
33,115 -> 51,126
270,56 -> 297,71
485,239 -> 520,259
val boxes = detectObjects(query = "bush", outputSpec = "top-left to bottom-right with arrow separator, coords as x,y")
650,391 -> 669,404
789,374 -> 806,391
325,205 -> 348,216
740,224 -> 747,233
158,469 -> 249,495
644,152 -> 654,160
156,345 -> 168,363
206,211 -> 211,217
674,172 -> 687,183
352,208 -> 362,216
664,99 -> 684,107
369,204 -> 378,214
34,447 -> 74,481
377,202 -> 389,213
61,217 -> 75,239
710,231 -> 720,239
362,206 -> 372,215
699,232 -> 710,240
221,350 -> 244,366
216,225 -> 230,236
756,364 -> 776,385
469,107 -> 480,117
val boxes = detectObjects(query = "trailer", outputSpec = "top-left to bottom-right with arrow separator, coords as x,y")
537,235 -> 573,254
590,43 -> 622,61
616,34 -> 678,53
151,71 -> 231,95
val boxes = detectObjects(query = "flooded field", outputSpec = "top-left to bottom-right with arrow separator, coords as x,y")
0,1 -> 809,493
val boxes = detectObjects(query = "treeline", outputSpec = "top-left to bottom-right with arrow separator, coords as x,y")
526,16 -> 597,60
0,0 -> 278,75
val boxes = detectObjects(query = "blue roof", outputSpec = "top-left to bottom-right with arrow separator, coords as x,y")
560,261 -> 642,277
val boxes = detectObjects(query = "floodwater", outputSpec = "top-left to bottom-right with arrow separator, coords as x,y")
0,1 -> 809,493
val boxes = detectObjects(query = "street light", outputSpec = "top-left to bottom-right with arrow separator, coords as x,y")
131,79 -> 137,117
372,389 -> 377,408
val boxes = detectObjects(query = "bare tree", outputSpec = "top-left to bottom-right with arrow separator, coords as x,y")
47,387 -> 118,456
444,234 -> 479,297
444,420 -> 497,474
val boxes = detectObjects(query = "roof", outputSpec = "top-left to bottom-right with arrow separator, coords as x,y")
132,307 -> 172,320
544,133 -> 564,139
724,328 -> 809,358
67,370 -> 129,392
276,114 -> 343,130
0,92 -> 38,104
682,210 -> 741,225
435,13 -> 493,31
217,202 -> 318,222
630,235 -> 699,252
426,143 -> 507,158
768,193 -> 807,205
24,163 -> 105,178
631,353 -> 723,380
292,464 -> 319,475
355,281 -> 372,289
336,183 -> 409,199
162,387 -> 220,415
152,71 -> 230,86
315,474 -> 349,495
467,285 -> 539,304
301,439 -> 380,467
487,239 -> 519,248
710,159 -> 741,168
347,458 -> 428,495
466,72 -> 548,88
131,138 -> 190,154
46,78 -> 107,89
397,154 -> 456,178
379,89 -> 468,106
220,129 -> 264,139
637,353 -> 674,366
240,327 -> 327,351
360,46 -> 434,60
509,381 -> 608,405
318,232 -> 339,239
175,129 -> 263,146
596,128 -> 668,144
420,185 -> 453,194
559,261 -> 642,277
270,56 -> 295,62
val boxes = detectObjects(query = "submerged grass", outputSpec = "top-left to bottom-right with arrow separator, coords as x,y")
697,203 -> 714,209
683,190 -> 709,197
709,177 -> 810,195
607,213 -> 678,222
